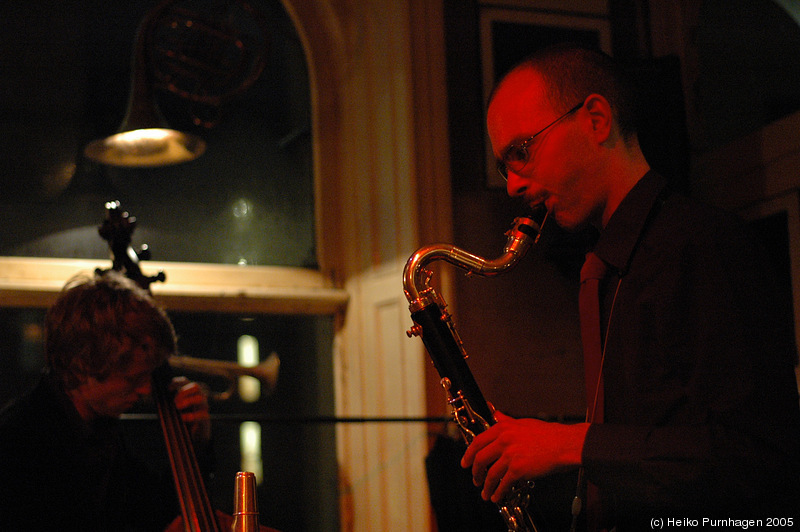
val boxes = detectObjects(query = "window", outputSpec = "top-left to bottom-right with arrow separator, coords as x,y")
0,2 -> 343,530
0,0 -> 314,268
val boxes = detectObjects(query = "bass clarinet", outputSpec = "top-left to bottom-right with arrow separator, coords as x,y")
403,213 -> 550,532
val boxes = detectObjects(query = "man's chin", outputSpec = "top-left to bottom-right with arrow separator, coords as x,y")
551,211 -> 577,231
550,208 -> 596,233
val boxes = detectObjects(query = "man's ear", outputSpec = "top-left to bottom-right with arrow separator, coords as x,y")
583,94 -> 613,144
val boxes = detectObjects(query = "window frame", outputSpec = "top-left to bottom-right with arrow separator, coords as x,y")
0,257 -> 347,315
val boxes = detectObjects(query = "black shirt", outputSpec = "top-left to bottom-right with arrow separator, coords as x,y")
0,374 -> 180,531
582,172 -> 800,527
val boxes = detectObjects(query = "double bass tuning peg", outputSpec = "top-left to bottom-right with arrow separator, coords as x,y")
98,201 -> 165,291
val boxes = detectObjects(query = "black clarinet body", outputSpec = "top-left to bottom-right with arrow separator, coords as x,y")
403,214 -> 549,532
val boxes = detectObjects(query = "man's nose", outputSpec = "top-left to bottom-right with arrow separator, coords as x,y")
506,170 -> 530,198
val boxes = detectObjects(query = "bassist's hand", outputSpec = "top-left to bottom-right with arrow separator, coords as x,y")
171,377 -> 212,445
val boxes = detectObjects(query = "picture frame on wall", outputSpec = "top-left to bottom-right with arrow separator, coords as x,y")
479,7 -> 612,188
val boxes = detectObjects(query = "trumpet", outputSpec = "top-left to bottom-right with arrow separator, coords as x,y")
168,351 -> 280,401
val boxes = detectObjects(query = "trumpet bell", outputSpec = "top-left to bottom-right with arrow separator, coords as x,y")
168,351 -> 280,401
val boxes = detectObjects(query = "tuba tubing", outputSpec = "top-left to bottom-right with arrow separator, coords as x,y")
403,213 -> 549,532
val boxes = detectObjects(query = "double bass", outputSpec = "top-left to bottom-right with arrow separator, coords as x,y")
97,200 -> 267,532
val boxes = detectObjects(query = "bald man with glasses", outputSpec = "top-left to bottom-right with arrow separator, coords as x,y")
461,44 -> 800,531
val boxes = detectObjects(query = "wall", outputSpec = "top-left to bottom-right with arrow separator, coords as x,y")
284,1 -> 452,530
649,0 -> 800,393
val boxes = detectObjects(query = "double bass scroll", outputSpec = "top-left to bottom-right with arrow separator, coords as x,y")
98,200 -> 221,532
97,200 -> 272,532
96,200 -> 166,291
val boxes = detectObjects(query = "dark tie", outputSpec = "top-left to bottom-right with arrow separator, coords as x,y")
579,252 -> 609,531
579,251 -> 608,423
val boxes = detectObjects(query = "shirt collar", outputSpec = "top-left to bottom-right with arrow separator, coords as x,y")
593,170 -> 668,275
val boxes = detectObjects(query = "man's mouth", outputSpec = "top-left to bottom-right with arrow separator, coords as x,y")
541,198 -> 555,214
519,203 -> 548,227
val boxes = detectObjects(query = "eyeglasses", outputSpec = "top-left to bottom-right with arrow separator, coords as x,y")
496,102 -> 584,181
